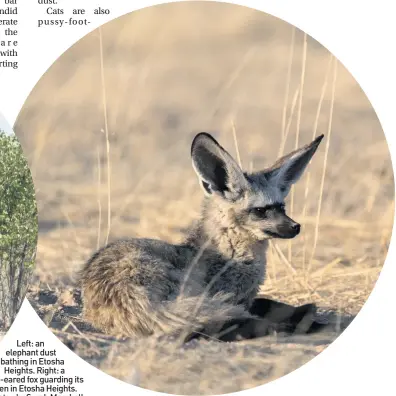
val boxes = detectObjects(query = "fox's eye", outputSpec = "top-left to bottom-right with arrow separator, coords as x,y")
251,207 -> 268,217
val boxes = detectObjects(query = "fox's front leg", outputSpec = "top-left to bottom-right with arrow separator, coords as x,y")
209,298 -> 329,342
249,297 -> 316,325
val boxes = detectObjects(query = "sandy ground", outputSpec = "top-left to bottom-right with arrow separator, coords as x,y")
14,2 -> 393,394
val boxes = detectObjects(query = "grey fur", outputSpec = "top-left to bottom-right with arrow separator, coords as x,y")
80,132 -> 323,338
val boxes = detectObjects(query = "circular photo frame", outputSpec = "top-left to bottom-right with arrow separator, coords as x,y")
14,2 -> 394,394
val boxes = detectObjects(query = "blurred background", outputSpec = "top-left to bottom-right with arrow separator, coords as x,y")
12,1 -> 394,392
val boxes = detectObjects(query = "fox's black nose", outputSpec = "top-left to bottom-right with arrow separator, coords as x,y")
291,223 -> 301,234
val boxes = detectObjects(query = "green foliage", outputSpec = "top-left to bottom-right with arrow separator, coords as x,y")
0,130 -> 37,261
0,130 -> 37,328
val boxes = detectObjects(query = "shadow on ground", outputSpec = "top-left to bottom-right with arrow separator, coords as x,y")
28,282 -> 355,394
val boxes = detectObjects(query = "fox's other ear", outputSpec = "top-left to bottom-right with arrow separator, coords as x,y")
263,135 -> 324,195
191,132 -> 249,201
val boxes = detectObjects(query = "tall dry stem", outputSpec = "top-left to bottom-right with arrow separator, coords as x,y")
302,54 -> 333,273
308,57 -> 338,272
98,26 -> 112,245
96,147 -> 102,249
289,33 -> 307,263
281,27 -> 296,138
231,119 -> 242,168
278,87 -> 300,157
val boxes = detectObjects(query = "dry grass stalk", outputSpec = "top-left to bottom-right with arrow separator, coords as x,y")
98,26 -> 112,245
302,54 -> 334,274
281,26 -> 296,138
278,86 -> 300,157
231,118 -> 243,168
308,57 -> 339,273
289,32 -> 308,263
96,147 -> 102,249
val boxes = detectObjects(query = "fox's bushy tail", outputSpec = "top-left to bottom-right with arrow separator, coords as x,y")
82,278 -> 250,338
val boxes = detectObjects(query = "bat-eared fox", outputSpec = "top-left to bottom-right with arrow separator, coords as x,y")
80,132 -> 327,341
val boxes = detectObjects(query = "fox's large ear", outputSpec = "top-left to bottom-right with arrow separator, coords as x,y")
191,133 -> 249,201
263,135 -> 324,196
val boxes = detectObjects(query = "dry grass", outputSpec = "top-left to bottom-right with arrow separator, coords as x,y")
14,2 -> 393,395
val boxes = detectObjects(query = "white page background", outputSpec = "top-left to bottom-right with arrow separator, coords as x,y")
0,113 -> 12,134
0,1 -> 395,395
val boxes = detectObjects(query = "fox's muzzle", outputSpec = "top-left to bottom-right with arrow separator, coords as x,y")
265,210 -> 301,239
275,215 -> 300,238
